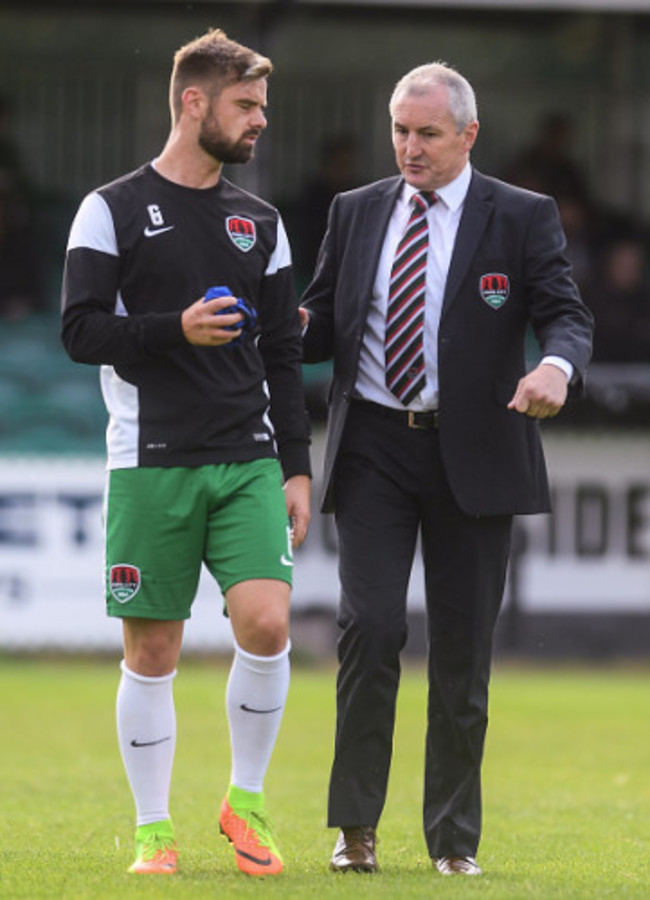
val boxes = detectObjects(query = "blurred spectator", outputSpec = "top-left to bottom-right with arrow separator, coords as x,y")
0,168 -> 41,319
0,92 -> 45,317
504,112 -> 589,202
293,134 -> 360,281
505,114 -> 602,297
586,233 -> 650,362
0,93 -> 31,200
504,111 -> 649,365
555,190 -> 600,295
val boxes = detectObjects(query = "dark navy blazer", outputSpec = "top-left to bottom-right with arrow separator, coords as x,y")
302,169 -> 594,516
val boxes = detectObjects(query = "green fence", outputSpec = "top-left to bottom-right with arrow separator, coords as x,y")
0,314 -> 106,456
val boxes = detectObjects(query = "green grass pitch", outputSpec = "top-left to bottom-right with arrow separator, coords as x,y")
0,656 -> 648,898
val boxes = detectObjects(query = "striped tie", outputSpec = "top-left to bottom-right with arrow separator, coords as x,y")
385,190 -> 436,405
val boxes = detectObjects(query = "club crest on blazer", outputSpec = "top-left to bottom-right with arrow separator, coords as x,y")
479,272 -> 510,309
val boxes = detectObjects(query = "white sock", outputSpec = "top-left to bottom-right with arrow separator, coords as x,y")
226,641 -> 290,793
116,661 -> 177,826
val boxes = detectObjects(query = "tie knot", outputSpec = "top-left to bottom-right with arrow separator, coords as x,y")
412,191 -> 437,213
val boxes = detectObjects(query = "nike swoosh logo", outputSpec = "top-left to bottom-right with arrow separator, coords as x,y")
236,848 -> 273,866
280,555 -> 293,567
143,225 -> 175,238
240,704 -> 283,715
130,736 -> 172,747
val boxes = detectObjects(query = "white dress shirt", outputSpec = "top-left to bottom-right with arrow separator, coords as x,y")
354,163 -> 572,410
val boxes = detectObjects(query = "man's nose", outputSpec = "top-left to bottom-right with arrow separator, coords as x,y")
253,108 -> 267,130
404,133 -> 421,156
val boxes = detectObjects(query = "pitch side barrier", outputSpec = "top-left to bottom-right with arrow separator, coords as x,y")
0,427 -> 648,657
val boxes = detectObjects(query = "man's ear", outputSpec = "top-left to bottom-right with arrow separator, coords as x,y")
181,85 -> 208,121
463,120 -> 480,153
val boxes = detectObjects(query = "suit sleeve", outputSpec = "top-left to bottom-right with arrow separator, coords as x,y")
300,195 -> 341,363
524,195 -> 594,390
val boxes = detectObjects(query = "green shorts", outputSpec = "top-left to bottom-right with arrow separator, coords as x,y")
104,459 -> 293,620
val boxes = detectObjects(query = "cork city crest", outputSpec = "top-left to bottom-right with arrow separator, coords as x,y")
226,216 -> 256,252
479,272 -> 510,309
109,564 -> 141,603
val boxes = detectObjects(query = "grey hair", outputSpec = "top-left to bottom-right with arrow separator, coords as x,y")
389,62 -> 478,133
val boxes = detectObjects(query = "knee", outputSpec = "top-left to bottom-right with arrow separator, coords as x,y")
126,643 -> 175,677
237,605 -> 289,656
227,581 -> 290,656
123,620 -> 182,676
340,609 -> 407,659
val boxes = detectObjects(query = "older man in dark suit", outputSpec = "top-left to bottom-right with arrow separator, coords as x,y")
300,61 -> 593,877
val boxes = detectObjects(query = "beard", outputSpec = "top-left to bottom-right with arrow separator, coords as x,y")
199,117 -> 258,165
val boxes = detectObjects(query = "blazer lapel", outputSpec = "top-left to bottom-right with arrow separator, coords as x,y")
355,178 -> 402,311
443,170 -> 494,312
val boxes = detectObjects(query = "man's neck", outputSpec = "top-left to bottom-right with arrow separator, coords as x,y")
154,134 -> 223,189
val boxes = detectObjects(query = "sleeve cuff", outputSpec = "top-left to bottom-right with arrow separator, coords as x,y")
278,440 -> 312,482
541,355 -> 574,383
145,311 -> 186,350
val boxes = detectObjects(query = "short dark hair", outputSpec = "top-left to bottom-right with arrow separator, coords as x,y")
170,28 -> 272,122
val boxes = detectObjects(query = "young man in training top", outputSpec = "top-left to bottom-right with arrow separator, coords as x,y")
61,28 -> 311,877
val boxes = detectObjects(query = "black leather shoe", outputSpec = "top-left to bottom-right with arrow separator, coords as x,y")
330,826 -> 378,873
434,856 -> 482,876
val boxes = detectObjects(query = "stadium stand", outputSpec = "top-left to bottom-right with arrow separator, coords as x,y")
0,314 -> 106,455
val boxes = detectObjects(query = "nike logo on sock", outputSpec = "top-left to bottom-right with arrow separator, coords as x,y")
130,736 -> 172,747
240,704 -> 283,715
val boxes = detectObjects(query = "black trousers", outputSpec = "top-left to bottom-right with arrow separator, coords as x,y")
327,400 -> 512,858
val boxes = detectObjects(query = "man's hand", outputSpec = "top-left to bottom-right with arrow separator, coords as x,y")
507,362 -> 569,419
181,295 -> 243,346
284,474 -> 311,549
298,307 -> 310,331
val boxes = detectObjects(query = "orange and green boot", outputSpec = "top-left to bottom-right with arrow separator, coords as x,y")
219,785 -> 283,876
128,818 -> 177,874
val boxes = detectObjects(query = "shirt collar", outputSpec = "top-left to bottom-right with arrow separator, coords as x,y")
402,162 -> 472,212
